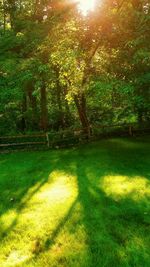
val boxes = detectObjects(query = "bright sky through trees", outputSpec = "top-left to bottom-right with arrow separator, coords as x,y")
77,0 -> 96,15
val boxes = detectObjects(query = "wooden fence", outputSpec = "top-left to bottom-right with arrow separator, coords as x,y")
0,134 -> 47,149
0,123 -> 150,151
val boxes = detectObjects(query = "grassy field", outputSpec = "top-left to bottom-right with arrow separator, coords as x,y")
0,136 -> 150,267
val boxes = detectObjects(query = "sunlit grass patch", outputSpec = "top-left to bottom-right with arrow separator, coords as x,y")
100,175 -> 150,201
0,168 -> 79,267
3,251 -> 29,267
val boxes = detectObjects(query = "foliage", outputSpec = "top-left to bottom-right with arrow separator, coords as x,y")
0,0 -> 150,135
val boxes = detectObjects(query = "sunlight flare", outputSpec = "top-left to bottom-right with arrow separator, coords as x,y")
78,0 -> 96,15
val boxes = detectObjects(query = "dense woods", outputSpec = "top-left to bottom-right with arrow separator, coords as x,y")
0,0 -> 150,136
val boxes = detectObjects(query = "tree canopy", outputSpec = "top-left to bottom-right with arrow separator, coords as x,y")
0,0 -> 150,135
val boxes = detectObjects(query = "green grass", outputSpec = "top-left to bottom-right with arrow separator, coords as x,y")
0,136 -> 150,267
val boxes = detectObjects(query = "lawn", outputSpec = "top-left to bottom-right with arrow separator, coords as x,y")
0,136 -> 150,267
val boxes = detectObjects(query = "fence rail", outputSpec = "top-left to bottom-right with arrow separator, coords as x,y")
0,134 -> 46,139
0,124 -> 149,151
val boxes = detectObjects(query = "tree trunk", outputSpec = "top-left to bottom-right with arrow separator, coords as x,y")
65,99 -> 71,127
28,87 -> 38,130
56,81 -> 65,129
3,0 -> 6,34
7,0 -> 16,30
74,93 -> 91,138
21,92 -> 27,132
137,108 -> 144,126
40,84 -> 48,131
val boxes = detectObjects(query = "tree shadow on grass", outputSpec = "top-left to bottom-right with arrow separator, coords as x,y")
25,137 -> 150,266
74,140 -> 150,267
0,137 -> 150,266
44,198 -> 78,250
0,151 -> 62,241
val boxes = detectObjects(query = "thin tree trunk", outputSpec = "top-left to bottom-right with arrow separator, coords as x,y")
138,109 -> 144,126
8,1 -> 15,29
3,0 -> 6,34
40,84 -> 48,131
28,87 -> 38,129
56,81 -> 65,129
21,92 -> 27,132
74,93 -> 91,138
65,99 -> 71,127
